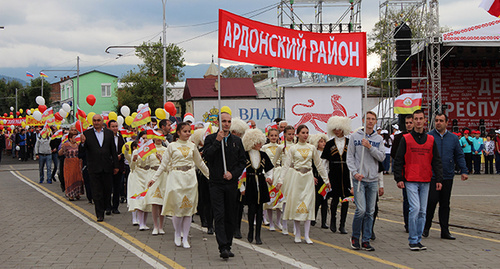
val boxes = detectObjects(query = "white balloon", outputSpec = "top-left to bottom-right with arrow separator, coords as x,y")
27,110 -> 32,115
36,96 -> 45,106
16,146 -> 20,151
10,125 -> 15,130
10,107 -> 14,111
61,119 -> 66,124
33,111 -> 42,121
138,104 -> 144,110
120,105 -> 130,117
62,103 -> 71,113
117,115 -> 124,126
59,109 -> 68,118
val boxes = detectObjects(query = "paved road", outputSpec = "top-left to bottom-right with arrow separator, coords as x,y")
1,158 -> 499,268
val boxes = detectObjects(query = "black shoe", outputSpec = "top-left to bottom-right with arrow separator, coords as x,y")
321,224 -> 329,229
362,242 -> 375,251
311,221 -> 316,226
97,217 -> 104,222
228,250 -> 235,257
207,227 -> 214,235
441,233 -> 456,240
409,243 -> 420,251
330,225 -> 337,233
422,229 -> 429,238
247,231 -> 254,243
112,209 -> 120,214
105,210 -> 112,215
351,237 -> 360,250
339,226 -> 347,234
220,250 -> 229,260
234,230 -> 242,239
255,236 -> 262,245
417,242 -> 427,250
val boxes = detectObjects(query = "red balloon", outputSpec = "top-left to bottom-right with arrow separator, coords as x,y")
16,111 -> 20,116
86,94 -> 96,106
7,127 -> 11,132
54,112 -> 63,121
9,112 -> 13,115
164,102 -> 177,116
75,120 -> 84,133
38,105 -> 47,113
0,125 -> 3,130
3,113 -> 7,117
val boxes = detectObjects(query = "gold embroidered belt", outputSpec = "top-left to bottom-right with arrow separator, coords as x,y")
174,165 -> 192,172
295,167 -> 312,174
139,165 -> 159,171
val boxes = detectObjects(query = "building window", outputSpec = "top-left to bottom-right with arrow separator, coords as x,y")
101,83 -> 111,97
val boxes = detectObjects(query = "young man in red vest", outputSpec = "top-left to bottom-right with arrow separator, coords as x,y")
394,110 -> 443,251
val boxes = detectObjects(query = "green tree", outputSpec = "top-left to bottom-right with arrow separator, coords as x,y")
116,41 -> 185,111
222,66 -> 250,78
0,78 -> 50,116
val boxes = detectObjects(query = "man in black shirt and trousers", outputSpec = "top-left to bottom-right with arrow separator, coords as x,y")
203,112 -> 246,260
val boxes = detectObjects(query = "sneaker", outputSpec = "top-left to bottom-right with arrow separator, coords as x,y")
362,242 -> 375,251
351,237 -> 360,250
409,243 -> 420,251
417,242 -> 427,250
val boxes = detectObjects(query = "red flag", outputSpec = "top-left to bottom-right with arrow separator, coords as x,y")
131,104 -> 151,128
318,183 -> 331,200
137,139 -> 156,160
268,185 -> 284,207
170,121 -> 177,134
146,128 -> 164,140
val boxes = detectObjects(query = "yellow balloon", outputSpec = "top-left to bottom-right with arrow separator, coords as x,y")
155,108 -> 166,120
221,106 -> 232,116
122,141 -> 133,155
108,111 -> 118,121
125,116 -> 134,126
19,109 -> 23,114
9,115 -> 13,118
21,122 -> 26,128
87,112 -> 96,124
131,112 -> 138,118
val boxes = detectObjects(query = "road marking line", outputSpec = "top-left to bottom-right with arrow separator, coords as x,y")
11,169 -> 183,269
452,195 -> 500,197
190,222 -> 318,269
252,220 -> 412,269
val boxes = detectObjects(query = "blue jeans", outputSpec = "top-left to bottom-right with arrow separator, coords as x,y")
383,153 -> 391,172
406,182 -> 430,244
351,180 -> 378,242
39,154 -> 52,183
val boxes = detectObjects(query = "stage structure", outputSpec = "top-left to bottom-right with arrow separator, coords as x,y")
377,0 -> 442,129
274,0 -> 363,120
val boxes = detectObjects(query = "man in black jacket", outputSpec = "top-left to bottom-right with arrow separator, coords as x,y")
80,114 -> 119,222
203,112 -> 246,260
106,120 -> 125,215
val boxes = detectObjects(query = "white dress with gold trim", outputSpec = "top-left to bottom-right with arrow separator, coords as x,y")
278,142 -> 328,221
151,139 -> 209,217
144,145 -> 168,206
262,142 -> 279,210
127,149 -> 157,212
272,143 -> 291,206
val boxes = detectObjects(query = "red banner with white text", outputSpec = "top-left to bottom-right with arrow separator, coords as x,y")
218,9 -> 367,78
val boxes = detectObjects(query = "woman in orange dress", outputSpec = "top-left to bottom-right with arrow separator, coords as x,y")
59,132 -> 84,201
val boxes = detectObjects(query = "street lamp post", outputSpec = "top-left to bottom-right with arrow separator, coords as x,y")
162,0 -> 167,105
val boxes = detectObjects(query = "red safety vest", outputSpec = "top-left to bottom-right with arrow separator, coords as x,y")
404,133 -> 434,182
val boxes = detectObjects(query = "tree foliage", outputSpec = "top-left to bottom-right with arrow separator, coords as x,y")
222,66 -> 250,78
0,78 -> 50,115
116,41 -> 185,111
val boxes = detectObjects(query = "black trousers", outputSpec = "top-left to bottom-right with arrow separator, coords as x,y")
89,172 -> 113,219
464,153 -> 472,174
472,154 -> 481,174
198,174 -> 213,228
247,203 -> 263,239
425,179 -> 453,233
109,172 -> 122,211
314,193 -> 328,225
209,183 -> 238,253
58,156 -> 65,192
329,192 -> 349,228
121,165 -> 130,198
484,155 -> 494,174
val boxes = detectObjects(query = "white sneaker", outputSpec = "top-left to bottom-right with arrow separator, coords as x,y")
132,221 -> 139,226
276,222 -> 283,230
182,241 -> 191,249
158,228 -> 165,235
305,238 -> 313,244
152,228 -> 158,235
294,236 -> 302,243
269,226 -> 276,231
139,226 -> 150,231
174,236 -> 181,247
282,227 -> 288,235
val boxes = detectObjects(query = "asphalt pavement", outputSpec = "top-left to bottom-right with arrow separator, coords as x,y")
1,156 -> 499,268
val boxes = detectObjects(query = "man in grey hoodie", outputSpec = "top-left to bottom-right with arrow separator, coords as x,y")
347,111 -> 386,251
35,131 -> 53,184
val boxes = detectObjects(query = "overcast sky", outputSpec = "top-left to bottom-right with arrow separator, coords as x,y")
0,0 -> 494,77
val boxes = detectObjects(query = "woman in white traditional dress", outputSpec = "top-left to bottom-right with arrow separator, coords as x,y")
276,125 -> 330,244
126,131 -> 153,231
144,137 -> 169,235
262,128 -> 282,231
148,122 -> 209,249
272,125 -> 295,234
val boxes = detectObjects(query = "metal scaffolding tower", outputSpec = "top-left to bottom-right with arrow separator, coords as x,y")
427,0 -> 442,125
